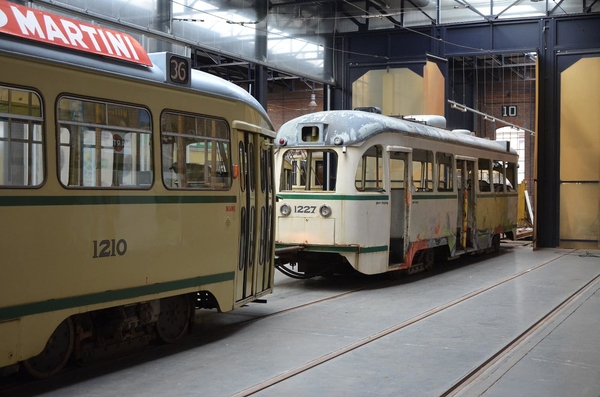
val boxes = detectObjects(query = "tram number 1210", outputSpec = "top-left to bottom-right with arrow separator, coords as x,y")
93,239 -> 128,258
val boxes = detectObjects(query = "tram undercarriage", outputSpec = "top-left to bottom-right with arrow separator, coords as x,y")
275,250 -> 357,279
9,292 -> 219,379
276,231 -> 505,280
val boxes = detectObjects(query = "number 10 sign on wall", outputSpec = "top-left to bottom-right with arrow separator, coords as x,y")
502,105 -> 518,117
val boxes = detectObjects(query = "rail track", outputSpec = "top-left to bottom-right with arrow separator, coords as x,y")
229,249 -> 579,397
444,272 -> 600,397
0,265 -> 393,393
4,244 -> 584,397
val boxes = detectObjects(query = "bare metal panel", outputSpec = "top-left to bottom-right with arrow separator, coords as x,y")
353,68 -> 423,116
424,61 -> 445,116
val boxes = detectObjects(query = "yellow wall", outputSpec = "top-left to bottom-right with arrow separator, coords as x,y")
423,61 -> 445,116
352,61 -> 444,117
559,57 -> 600,248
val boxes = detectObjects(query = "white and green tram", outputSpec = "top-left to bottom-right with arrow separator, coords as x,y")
274,110 -> 518,278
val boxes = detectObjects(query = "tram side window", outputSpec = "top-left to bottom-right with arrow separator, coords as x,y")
0,86 -> 44,187
412,149 -> 433,192
161,112 -> 231,190
437,152 -> 454,192
478,158 -> 492,192
491,160 -> 515,193
506,162 -> 517,192
280,149 -> 337,191
355,145 -> 383,192
58,97 -> 152,188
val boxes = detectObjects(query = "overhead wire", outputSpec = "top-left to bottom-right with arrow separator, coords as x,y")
166,0 -> 598,93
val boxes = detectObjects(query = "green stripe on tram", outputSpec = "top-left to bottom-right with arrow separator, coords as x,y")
0,272 -> 235,321
360,245 -> 389,253
0,195 -> 237,206
276,193 -> 388,201
277,193 -> 460,201
275,243 -> 388,254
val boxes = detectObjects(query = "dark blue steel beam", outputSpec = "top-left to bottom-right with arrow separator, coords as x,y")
336,13 -> 600,247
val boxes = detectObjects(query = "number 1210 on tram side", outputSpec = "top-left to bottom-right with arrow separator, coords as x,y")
0,0 -> 276,378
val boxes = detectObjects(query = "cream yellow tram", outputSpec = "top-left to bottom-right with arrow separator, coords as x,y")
0,1 -> 276,378
274,109 -> 518,278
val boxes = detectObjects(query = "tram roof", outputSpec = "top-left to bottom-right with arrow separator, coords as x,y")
276,110 -> 519,156
0,35 -> 271,124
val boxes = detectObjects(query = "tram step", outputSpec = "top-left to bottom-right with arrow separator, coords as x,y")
388,263 -> 405,270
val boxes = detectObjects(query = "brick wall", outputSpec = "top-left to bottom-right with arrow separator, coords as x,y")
477,70 -> 536,196
266,80 -> 324,131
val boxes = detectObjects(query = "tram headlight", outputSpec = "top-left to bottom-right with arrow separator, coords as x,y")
319,205 -> 332,218
280,204 -> 291,216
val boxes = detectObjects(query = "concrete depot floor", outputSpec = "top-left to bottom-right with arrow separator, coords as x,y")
4,243 -> 600,397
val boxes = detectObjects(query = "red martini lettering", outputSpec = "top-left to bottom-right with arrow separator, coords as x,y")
0,0 -> 152,66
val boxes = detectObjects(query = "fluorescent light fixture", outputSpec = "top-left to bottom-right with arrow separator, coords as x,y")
308,93 -> 317,108
450,102 -> 467,112
446,99 -> 536,135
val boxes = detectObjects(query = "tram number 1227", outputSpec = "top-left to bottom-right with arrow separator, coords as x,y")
295,205 -> 316,214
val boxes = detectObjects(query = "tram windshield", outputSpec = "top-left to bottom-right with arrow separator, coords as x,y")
280,149 -> 337,191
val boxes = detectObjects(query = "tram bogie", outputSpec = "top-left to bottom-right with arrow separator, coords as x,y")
274,110 -> 518,278
0,2 -> 275,378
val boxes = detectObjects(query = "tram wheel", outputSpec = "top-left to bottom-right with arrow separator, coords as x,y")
22,317 -> 74,379
492,234 -> 501,253
422,249 -> 435,270
388,269 -> 405,280
157,295 -> 192,344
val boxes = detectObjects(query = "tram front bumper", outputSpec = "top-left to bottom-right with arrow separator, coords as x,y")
277,217 -> 335,245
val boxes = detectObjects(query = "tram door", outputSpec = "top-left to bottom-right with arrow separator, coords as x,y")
456,158 -> 476,251
236,130 -> 272,302
253,141 -> 274,295
388,148 -> 410,264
